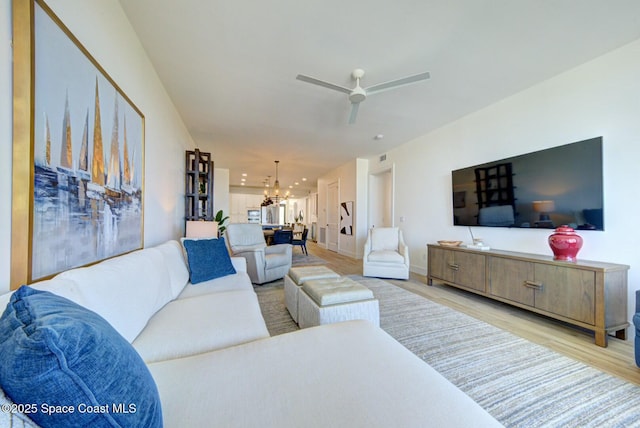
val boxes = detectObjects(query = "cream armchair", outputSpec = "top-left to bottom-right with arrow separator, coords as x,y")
363,227 -> 410,280
226,224 -> 292,285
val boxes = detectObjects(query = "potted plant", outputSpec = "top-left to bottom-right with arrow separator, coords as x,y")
214,210 -> 229,235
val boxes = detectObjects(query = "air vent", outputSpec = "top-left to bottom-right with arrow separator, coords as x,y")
318,227 -> 326,244
379,154 -> 387,162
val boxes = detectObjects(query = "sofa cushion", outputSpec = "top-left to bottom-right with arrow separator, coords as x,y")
0,286 -> 162,428
30,277 -> 85,306
302,277 -> 374,306
56,247 -> 174,343
178,270 -> 254,299
133,290 -> 269,363
371,227 -> 399,251
147,320 -> 501,428
368,249 -> 405,264
155,240 -> 190,298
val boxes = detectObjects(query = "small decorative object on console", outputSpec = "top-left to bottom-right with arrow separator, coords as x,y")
548,225 -> 583,262
437,240 -> 462,247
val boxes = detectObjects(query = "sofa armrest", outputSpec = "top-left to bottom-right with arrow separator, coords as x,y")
398,231 -> 409,264
265,243 -> 291,255
398,241 -> 409,262
230,257 -> 247,273
635,290 -> 640,313
230,249 -> 266,284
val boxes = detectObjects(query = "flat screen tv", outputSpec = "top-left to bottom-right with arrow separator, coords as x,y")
451,137 -> 604,230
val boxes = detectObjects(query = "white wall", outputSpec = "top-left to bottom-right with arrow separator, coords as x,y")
213,167 -> 230,221
0,0 -> 196,293
368,38 -> 640,327
0,0 -> 12,294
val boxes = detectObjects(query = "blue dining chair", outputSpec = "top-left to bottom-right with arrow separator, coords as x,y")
292,228 -> 309,255
272,229 -> 293,245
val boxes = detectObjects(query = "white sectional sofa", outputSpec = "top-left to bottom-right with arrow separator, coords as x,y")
0,239 -> 501,427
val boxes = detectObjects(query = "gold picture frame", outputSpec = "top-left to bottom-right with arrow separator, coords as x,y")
11,0 -> 145,289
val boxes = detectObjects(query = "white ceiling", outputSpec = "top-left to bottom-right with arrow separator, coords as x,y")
119,0 -> 640,196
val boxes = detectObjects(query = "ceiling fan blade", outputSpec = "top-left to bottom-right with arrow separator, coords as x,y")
365,71 -> 431,95
348,102 -> 360,124
296,74 -> 352,94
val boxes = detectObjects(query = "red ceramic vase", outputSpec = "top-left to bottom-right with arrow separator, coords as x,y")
548,225 -> 583,262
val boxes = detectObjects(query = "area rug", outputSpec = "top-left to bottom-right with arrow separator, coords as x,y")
291,252 -> 326,267
254,277 -> 640,427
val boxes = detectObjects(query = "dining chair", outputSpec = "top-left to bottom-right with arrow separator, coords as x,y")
272,229 -> 293,245
291,227 -> 309,255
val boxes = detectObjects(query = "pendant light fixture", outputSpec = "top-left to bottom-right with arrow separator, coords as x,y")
261,161 -> 287,206
273,160 -> 280,197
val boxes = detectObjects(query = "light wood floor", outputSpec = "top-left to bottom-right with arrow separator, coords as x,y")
304,240 -> 640,386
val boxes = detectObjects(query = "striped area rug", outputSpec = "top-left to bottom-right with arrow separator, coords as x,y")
291,253 -> 326,267
255,277 -> 640,427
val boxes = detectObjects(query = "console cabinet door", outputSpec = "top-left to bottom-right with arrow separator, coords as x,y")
534,264 -> 596,325
453,251 -> 486,292
429,247 -> 485,292
428,247 -> 455,283
488,257 -> 535,306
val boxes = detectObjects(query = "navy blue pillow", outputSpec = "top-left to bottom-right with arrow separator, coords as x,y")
183,237 -> 237,284
0,286 -> 163,428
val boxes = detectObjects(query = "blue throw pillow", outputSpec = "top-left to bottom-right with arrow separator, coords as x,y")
183,237 -> 237,284
0,286 -> 163,428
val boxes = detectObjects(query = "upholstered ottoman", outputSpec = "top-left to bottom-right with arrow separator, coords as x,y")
284,266 -> 340,323
297,277 -> 379,329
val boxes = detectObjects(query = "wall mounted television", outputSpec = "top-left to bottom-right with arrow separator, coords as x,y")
451,137 -> 604,230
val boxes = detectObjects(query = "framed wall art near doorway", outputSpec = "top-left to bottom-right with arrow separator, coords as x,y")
340,201 -> 354,235
11,0 -> 145,288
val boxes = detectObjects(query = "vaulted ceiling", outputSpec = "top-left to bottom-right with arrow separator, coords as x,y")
119,0 -> 640,196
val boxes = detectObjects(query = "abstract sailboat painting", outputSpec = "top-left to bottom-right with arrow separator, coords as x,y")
31,1 -> 144,280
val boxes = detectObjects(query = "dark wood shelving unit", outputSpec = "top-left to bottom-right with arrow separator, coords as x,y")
185,149 -> 214,221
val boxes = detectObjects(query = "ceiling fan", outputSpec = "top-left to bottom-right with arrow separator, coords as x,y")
296,68 -> 430,124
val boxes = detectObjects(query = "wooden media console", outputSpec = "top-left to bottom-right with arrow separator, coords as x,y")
427,244 -> 629,347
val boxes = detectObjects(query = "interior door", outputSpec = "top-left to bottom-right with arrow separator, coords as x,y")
369,167 -> 393,228
327,181 -> 339,252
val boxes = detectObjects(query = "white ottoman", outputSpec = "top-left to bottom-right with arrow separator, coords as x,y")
284,266 -> 340,323
297,277 -> 380,329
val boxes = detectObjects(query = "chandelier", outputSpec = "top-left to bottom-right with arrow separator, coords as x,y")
262,160 -> 288,206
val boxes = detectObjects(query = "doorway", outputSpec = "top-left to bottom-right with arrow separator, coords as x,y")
368,166 -> 393,229
327,180 -> 339,252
